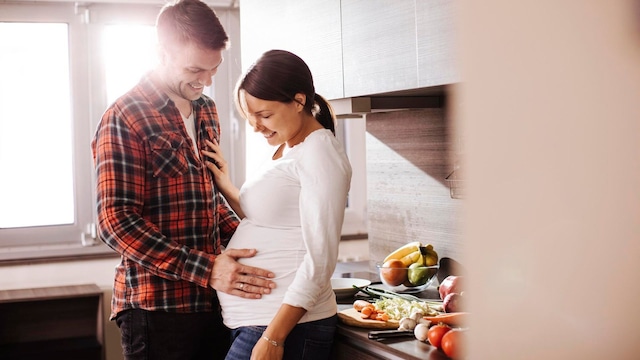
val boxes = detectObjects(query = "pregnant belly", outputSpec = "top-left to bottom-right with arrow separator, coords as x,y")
226,220 -> 304,279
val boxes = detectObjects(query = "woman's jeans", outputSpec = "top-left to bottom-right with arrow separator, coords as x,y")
225,314 -> 338,360
115,309 -> 230,360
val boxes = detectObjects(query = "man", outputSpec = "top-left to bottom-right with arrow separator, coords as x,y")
91,1 -> 275,359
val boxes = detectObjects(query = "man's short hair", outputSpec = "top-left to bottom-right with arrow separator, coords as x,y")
156,0 -> 229,51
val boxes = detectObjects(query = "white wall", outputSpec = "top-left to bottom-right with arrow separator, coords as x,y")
459,0 -> 640,359
0,258 -> 117,291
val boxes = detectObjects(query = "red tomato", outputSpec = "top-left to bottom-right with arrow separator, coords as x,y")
427,323 -> 451,349
440,328 -> 467,359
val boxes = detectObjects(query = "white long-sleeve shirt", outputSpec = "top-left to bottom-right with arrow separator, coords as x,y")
218,129 -> 352,329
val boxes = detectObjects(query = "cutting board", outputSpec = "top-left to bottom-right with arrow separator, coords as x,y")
337,308 -> 400,330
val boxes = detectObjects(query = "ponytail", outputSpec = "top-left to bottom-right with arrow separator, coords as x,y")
312,94 -> 336,135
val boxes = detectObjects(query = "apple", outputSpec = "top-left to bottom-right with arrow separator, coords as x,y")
380,259 -> 407,286
442,292 -> 464,312
438,275 -> 463,300
407,263 -> 430,286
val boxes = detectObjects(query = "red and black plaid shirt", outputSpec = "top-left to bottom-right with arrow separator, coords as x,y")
92,74 -> 239,319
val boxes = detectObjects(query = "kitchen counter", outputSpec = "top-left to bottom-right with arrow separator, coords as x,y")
332,304 -> 449,360
332,261 -> 449,360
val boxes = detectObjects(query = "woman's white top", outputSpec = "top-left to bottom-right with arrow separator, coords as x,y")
218,129 -> 352,329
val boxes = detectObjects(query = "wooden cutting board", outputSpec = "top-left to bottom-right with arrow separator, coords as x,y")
337,308 -> 400,330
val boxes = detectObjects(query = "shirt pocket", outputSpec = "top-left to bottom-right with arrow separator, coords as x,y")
148,133 -> 189,178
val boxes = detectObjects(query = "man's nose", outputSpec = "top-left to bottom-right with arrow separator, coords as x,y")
199,70 -> 216,86
200,75 -> 213,87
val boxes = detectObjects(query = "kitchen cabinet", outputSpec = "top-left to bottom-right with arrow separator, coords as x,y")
341,0 -> 418,96
416,0 -> 460,87
239,0 -> 344,100
240,0 -> 457,100
0,284 -> 104,360
416,0 -> 458,88
342,0 -> 458,96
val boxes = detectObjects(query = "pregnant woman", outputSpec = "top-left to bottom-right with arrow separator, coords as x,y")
202,49 -> 352,360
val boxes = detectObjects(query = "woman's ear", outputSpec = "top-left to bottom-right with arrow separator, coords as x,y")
294,93 -> 306,112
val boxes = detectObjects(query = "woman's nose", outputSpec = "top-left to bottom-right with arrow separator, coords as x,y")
251,119 -> 264,132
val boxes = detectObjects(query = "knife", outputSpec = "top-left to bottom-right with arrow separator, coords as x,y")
368,329 -> 415,340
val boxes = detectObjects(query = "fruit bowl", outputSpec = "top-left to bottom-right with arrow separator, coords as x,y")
376,263 -> 439,293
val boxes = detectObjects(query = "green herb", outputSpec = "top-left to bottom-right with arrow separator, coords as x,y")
352,285 -> 442,306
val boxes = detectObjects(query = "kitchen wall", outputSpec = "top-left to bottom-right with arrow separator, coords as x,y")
365,107 -> 463,267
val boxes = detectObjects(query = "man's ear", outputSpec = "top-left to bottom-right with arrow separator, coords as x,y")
294,93 -> 306,111
156,44 -> 168,66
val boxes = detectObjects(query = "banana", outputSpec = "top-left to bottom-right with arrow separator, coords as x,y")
420,244 -> 439,278
399,250 -> 422,267
383,241 -> 421,263
421,244 -> 439,266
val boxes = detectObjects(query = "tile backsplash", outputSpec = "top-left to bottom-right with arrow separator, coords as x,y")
365,108 -> 464,268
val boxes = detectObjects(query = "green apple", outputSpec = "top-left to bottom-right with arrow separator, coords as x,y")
407,262 -> 430,286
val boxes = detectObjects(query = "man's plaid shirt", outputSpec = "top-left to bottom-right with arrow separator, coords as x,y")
92,74 -> 239,320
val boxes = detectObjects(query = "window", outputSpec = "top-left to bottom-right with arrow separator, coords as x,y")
0,23 -> 75,230
103,24 -> 157,104
335,117 -> 368,236
0,2 -> 240,262
0,4 -> 98,261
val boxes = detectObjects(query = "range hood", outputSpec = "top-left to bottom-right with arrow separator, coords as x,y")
329,85 -> 448,117
330,95 -> 444,117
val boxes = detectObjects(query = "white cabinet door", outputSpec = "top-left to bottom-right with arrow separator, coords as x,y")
341,0 -> 418,97
240,0 -> 344,99
240,0 -> 458,99
416,0 -> 458,87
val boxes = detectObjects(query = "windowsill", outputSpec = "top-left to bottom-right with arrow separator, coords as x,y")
0,243 -> 119,267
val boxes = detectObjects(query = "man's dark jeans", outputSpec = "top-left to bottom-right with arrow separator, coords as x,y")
115,309 -> 230,360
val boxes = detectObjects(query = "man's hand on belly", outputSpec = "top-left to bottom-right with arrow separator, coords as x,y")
210,249 -> 276,298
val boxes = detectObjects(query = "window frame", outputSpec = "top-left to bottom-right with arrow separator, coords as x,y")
0,2 -> 247,264
335,117 -> 368,236
0,3 -> 104,262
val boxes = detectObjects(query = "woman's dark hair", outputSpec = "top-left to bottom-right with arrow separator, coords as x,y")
156,0 -> 229,51
235,49 -> 336,134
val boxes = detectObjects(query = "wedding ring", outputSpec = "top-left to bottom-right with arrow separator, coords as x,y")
239,282 -> 244,290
